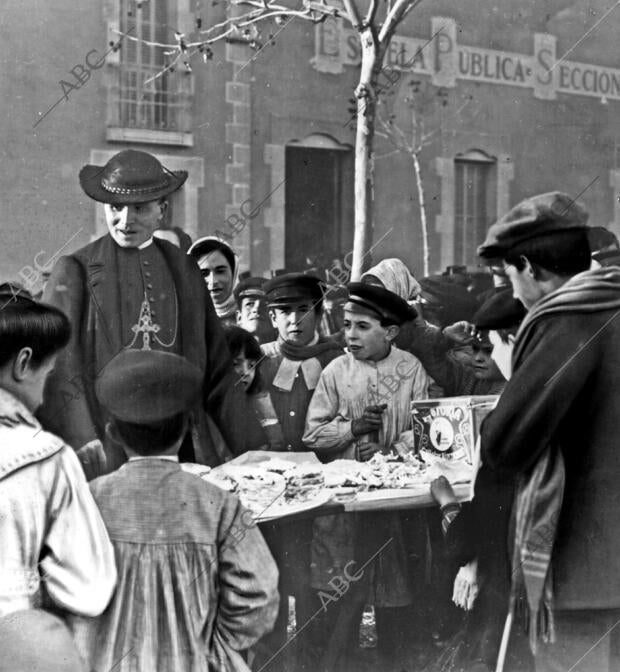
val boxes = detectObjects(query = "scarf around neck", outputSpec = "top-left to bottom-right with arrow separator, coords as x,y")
273,336 -> 342,392
510,266 -> 620,651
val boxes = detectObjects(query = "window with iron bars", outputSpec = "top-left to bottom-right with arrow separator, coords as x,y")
116,0 -> 187,132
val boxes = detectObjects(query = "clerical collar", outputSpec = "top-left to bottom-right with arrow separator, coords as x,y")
128,455 -> 179,462
138,238 -> 154,250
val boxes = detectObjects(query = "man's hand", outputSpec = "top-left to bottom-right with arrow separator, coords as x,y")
443,321 -> 476,345
76,439 -> 107,479
356,442 -> 382,462
452,559 -> 479,611
351,404 -> 387,437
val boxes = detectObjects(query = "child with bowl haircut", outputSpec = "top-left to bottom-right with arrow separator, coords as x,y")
304,282 -> 429,669
222,324 -> 284,451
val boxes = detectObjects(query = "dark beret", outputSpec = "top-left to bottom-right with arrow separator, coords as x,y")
234,276 -> 268,305
472,288 -> 526,331
345,282 -> 417,326
96,350 -> 203,424
478,191 -> 589,259
419,276 -> 480,326
264,273 -> 325,306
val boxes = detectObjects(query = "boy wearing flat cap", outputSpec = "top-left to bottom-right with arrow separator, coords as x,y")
476,191 -> 620,671
234,276 -> 275,343
71,349 -> 279,672
254,273 -> 343,671
40,149 -> 265,479
304,283 -> 429,669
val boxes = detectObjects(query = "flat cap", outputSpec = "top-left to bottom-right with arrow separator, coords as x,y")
234,276 -> 268,305
264,273 -> 325,307
96,349 -> 202,424
472,288 -> 526,331
478,191 -> 589,259
345,282 -> 417,326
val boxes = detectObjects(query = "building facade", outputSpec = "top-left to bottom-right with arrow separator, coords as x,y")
2,0 -> 619,290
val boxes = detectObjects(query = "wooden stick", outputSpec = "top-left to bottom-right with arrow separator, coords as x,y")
495,610 -> 513,672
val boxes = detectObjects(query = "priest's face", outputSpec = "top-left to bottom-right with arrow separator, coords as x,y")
104,200 -> 165,248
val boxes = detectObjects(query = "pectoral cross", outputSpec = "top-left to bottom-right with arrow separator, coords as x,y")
130,296 -> 161,351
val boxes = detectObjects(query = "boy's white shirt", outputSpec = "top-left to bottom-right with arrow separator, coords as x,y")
303,346 -> 430,458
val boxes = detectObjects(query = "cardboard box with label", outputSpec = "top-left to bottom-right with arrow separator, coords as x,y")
411,396 -> 498,464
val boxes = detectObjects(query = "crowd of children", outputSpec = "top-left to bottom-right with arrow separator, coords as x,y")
6,206 -> 618,671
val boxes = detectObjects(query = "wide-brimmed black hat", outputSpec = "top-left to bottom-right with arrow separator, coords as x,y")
79,150 -> 188,205
345,282 -> 417,326
96,349 -> 202,424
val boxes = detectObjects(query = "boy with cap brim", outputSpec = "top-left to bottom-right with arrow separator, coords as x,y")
303,283 -> 429,669
234,276 -> 275,343
475,191 -> 620,671
254,273 -> 343,671
71,349 -> 279,672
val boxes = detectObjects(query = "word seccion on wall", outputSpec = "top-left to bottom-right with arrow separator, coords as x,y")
311,15 -> 620,103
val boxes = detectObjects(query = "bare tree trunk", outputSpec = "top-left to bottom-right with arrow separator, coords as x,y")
412,152 -> 429,276
350,27 -> 380,280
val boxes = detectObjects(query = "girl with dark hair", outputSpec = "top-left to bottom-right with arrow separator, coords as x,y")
223,325 -> 284,450
0,284 -> 116,665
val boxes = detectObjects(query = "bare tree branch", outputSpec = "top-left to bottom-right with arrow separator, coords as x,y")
378,0 -> 424,44
342,0 -> 363,30
365,0 -> 379,28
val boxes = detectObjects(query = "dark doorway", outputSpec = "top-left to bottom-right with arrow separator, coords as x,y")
284,144 -> 353,274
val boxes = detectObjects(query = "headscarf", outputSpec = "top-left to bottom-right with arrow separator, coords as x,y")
188,237 -> 239,319
361,258 -> 421,303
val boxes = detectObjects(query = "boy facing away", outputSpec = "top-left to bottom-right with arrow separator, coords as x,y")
71,349 -> 279,672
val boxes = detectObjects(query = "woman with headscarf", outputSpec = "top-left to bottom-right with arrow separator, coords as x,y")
188,237 -> 239,325
361,258 -> 422,303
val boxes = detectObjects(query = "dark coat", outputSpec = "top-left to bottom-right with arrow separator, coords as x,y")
39,235 -> 265,473
481,302 -> 620,610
